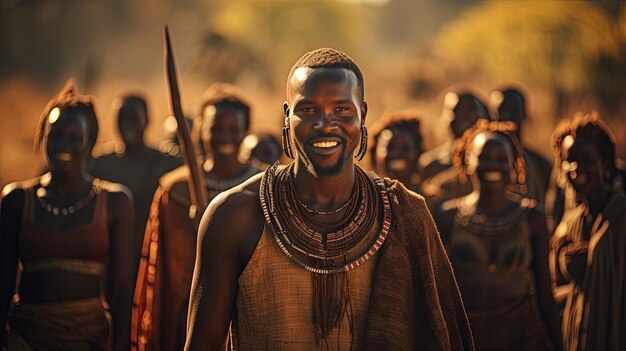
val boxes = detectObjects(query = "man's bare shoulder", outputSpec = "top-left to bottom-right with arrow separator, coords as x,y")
198,173 -> 264,258
208,172 -> 262,212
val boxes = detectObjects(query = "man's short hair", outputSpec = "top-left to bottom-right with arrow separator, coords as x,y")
196,82 -> 251,132
287,48 -> 364,101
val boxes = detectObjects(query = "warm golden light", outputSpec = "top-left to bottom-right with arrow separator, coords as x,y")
294,67 -> 309,82
48,107 -> 60,124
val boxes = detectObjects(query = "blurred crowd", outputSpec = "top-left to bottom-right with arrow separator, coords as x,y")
1,72 -> 624,351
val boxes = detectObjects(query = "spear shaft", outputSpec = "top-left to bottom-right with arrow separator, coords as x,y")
164,25 -> 208,214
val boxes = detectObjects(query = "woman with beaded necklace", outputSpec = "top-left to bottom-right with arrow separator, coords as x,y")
435,119 -> 562,350
0,82 -> 135,350
549,112 -> 626,351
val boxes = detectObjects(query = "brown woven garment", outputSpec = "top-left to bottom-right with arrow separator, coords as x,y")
232,223 -> 378,351
362,180 -> 474,351
233,177 -> 473,351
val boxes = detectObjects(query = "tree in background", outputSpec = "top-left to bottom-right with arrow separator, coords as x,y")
433,1 -> 625,123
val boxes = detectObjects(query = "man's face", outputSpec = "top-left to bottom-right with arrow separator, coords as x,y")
250,137 -> 282,166
201,105 -> 248,157
563,137 -> 606,197
450,96 -> 480,139
117,103 -> 147,148
498,95 -> 524,124
285,67 -> 366,177
375,127 -> 420,181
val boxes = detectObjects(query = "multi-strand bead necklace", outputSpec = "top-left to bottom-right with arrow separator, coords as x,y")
260,163 -> 392,274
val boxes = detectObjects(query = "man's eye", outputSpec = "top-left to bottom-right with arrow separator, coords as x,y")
301,107 -> 315,113
336,106 -> 350,112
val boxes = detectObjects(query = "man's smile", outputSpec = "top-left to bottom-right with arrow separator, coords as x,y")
306,135 -> 345,156
480,171 -> 504,182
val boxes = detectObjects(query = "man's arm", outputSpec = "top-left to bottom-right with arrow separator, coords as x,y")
106,184 -> 135,351
185,177 -> 263,351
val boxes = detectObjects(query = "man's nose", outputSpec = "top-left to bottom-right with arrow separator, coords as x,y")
312,110 -> 337,132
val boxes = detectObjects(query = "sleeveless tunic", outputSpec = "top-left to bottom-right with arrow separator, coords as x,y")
446,198 -> 552,350
233,224 -> 378,351
9,182 -> 111,351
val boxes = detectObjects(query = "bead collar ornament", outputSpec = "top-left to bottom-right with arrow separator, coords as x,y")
36,186 -> 96,216
260,162 -> 392,274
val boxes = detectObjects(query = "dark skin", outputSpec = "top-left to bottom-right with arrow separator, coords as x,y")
117,99 -> 148,154
563,137 -> 612,237
201,105 -> 251,179
0,109 -> 134,350
437,132 -> 562,350
374,126 -> 420,188
496,91 -> 524,137
423,93 -> 484,179
249,135 -> 281,166
450,95 -> 483,139
184,67 -> 366,350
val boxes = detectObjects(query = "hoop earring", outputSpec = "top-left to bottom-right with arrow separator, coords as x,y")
282,126 -> 295,159
355,126 -> 368,161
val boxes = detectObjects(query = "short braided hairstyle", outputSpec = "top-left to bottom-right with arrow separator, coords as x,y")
287,48 -> 364,101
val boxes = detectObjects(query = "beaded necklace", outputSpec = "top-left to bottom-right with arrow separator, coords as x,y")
455,196 -> 536,235
36,185 -> 96,216
289,171 -> 360,217
204,167 -> 259,191
260,163 -> 392,274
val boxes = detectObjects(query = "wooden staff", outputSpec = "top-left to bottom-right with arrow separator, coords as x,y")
164,25 -> 208,214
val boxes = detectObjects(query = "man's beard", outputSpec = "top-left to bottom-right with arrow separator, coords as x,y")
293,134 -> 349,178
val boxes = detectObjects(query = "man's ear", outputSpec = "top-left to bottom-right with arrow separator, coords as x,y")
283,102 -> 290,118
361,101 -> 368,126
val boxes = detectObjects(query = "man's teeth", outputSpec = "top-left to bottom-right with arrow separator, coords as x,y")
57,153 -> 72,161
388,159 -> 408,171
312,141 -> 339,148
217,145 -> 236,154
482,172 -> 503,181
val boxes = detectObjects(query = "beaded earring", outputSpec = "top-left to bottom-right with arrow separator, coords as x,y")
282,126 -> 295,159
354,126 -> 368,161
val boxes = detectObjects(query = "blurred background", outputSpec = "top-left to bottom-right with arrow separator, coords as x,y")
1,0 -> 625,188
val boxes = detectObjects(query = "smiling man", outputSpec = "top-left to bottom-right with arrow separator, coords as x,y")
184,48 -> 473,351
132,83 -> 260,351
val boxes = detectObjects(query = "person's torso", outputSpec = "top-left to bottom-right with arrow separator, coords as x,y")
447,200 -> 534,311
234,223 -> 377,351
18,182 -> 110,302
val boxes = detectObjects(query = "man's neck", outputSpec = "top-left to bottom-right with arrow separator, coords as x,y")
208,154 -> 245,179
476,188 -> 509,214
292,159 -> 356,209
583,189 -> 611,217
124,143 -> 148,156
